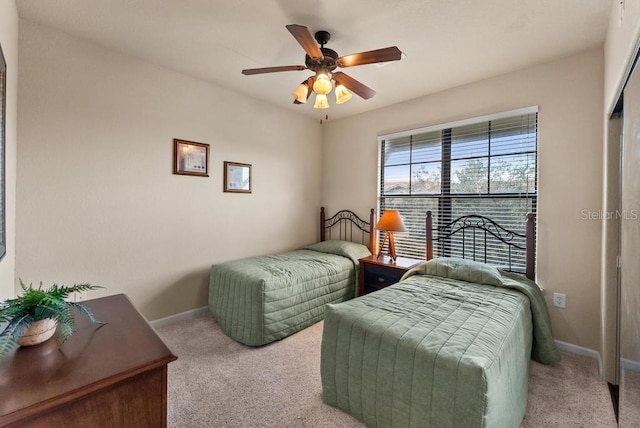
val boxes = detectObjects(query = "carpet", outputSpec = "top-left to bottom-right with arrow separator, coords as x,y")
155,312 -> 616,427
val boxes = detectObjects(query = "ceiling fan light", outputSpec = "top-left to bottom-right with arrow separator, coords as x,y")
292,83 -> 309,104
313,72 -> 332,95
335,84 -> 352,104
314,94 -> 330,109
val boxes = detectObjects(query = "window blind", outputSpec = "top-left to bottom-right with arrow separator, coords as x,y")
379,111 -> 537,271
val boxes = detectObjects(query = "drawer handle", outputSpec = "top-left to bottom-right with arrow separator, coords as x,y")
377,277 -> 386,283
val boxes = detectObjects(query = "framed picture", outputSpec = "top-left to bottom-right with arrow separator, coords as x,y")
224,161 -> 252,193
173,139 -> 209,177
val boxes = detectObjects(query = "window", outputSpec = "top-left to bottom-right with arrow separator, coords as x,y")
379,108 -> 537,271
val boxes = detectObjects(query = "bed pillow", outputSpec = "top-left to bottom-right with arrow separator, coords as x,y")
304,240 -> 371,263
423,257 -> 504,286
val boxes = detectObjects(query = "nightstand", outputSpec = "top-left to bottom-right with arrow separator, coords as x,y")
358,255 -> 425,295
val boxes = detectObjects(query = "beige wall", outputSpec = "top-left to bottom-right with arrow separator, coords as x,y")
16,21 -> 322,320
0,1 -> 18,301
605,0 -> 640,113
322,49 -> 605,351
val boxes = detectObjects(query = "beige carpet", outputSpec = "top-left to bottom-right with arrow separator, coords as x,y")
620,368 -> 640,427
155,312 -> 616,427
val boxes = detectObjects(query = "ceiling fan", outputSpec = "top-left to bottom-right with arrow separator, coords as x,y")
241,24 -> 403,109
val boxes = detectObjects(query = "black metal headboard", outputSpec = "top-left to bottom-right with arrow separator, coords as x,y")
425,210 -> 536,280
320,207 -> 375,250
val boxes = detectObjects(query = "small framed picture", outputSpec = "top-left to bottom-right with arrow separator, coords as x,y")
224,161 -> 252,193
173,139 -> 209,177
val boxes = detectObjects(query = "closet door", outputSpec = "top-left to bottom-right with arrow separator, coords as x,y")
620,60 -> 640,427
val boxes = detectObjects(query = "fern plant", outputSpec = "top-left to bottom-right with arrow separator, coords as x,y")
0,280 -> 104,357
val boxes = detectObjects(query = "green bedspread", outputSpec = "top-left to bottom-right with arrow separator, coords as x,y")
209,240 -> 370,346
321,257 -> 560,428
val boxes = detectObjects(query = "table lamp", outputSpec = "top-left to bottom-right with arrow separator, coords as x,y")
376,210 -> 407,261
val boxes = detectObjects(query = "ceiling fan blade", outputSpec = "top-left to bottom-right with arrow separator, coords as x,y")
242,65 -> 307,75
286,24 -> 323,59
337,46 -> 402,68
333,72 -> 376,100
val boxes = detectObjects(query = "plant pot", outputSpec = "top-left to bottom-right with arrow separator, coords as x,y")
17,318 -> 58,347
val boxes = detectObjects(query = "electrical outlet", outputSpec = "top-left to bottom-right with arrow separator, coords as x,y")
553,292 -> 566,308
74,291 -> 88,302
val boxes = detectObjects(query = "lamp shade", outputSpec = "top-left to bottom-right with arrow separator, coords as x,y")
292,82 -> 309,104
335,83 -> 352,104
376,210 -> 407,232
312,72 -> 332,95
313,94 -> 330,109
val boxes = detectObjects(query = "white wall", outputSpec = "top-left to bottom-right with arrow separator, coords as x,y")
17,20 -> 321,320
0,1 -> 18,301
322,49 -> 604,351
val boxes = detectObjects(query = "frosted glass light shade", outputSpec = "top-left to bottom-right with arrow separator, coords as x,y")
335,84 -> 352,104
292,83 -> 308,104
314,94 -> 330,109
312,73 -> 332,95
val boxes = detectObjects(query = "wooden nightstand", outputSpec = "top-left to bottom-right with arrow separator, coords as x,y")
358,255 -> 424,295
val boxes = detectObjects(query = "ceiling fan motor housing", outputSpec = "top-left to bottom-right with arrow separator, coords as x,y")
305,48 -> 339,72
303,30 -> 337,73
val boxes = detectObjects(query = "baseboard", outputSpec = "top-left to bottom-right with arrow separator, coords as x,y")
150,306 -> 209,328
620,357 -> 640,372
555,339 -> 602,374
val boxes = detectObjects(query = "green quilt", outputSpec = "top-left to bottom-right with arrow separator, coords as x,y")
321,257 -> 560,428
209,240 -> 370,346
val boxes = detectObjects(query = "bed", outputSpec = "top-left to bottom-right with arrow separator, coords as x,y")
321,211 -> 561,428
208,207 -> 375,346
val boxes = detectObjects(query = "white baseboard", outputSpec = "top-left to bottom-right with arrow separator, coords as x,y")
555,339 -> 602,374
150,306 -> 209,328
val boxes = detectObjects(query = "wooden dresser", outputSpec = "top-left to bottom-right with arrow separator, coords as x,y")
0,294 -> 177,427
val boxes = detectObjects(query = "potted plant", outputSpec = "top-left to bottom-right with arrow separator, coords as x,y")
0,280 -> 104,357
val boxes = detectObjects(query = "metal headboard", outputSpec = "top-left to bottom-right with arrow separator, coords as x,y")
320,207 -> 375,250
425,210 -> 536,280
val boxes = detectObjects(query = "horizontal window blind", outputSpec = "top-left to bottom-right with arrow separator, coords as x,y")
379,111 -> 537,272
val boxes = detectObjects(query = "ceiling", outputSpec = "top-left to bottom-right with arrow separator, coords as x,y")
15,0 -> 612,121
